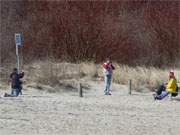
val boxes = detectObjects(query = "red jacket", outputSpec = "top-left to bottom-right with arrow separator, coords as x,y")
102,63 -> 115,70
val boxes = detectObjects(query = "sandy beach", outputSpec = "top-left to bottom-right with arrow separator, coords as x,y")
1,1 -> 180,135
0,81 -> 180,135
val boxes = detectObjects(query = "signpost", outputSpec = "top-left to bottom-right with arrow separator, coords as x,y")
15,33 -> 21,73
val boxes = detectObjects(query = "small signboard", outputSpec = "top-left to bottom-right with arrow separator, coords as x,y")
15,33 -> 21,46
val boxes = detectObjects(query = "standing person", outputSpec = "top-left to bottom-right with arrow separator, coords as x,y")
102,58 -> 115,95
2,68 -> 24,97
153,70 -> 177,100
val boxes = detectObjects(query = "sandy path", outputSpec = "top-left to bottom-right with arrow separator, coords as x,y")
0,81 -> 180,135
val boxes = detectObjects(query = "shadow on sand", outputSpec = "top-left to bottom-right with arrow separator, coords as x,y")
172,97 -> 180,101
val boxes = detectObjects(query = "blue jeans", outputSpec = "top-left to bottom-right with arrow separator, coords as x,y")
11,88 -> 20,97
104,75 -> 112,94
155,91 -> 169,100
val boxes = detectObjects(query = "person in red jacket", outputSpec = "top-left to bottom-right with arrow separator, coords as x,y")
102,58 -> 115,95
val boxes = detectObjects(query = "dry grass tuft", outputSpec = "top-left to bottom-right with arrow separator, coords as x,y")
112,65 -> 168,91
80,62 -> 98,78
24,61 -> 80,85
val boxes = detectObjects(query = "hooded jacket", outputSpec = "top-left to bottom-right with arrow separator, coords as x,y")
10,72 -> 24,89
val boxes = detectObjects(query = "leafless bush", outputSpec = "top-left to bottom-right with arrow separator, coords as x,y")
1,1 -> 179,66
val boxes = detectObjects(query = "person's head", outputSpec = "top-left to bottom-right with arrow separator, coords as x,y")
106,58 -> 111,64
168,70 -> 174,78
13,68 -> 18,73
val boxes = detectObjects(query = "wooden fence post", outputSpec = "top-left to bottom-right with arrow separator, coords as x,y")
78,83 -> 83,97
128,80 -> 132,95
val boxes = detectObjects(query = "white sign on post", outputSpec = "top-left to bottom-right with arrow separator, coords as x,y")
15,33 -> 21,46
15,33 -> 21,73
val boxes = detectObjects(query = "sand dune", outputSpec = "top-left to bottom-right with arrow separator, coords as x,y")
0,81 -> 180,135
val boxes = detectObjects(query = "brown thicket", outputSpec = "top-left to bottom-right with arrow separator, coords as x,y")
1,0 -> 179,67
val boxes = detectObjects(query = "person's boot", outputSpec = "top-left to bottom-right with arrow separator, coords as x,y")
1,93 -> 8,97
153,93 -> 157,100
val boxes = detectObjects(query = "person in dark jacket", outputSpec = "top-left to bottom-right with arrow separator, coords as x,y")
3,68 -> 24,97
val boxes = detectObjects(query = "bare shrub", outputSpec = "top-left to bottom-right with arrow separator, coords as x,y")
1,1 -> 179,66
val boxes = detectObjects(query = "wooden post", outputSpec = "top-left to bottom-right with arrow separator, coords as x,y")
128,80 -> 132,95
78,83 -> 83,97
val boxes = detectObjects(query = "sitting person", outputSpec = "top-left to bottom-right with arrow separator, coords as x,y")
153,70 -> 177,100
3,68 -> 24,97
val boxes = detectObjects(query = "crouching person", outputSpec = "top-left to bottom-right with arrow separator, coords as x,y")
3,68 -> 24,97
153,70 -> 177,100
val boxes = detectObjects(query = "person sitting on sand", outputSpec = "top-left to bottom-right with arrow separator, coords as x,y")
102,58 -> 115,95
153,70 -> 177,100
2,68 -> 24,97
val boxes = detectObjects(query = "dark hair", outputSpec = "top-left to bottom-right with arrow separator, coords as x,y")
106,57 -> 112,63
13,68 -> 18,72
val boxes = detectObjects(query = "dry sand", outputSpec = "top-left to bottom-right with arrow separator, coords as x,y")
0,81 -> 180,135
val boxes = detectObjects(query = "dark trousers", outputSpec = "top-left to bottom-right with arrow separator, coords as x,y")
156,85 -> 166,95
4,88 -> 20,97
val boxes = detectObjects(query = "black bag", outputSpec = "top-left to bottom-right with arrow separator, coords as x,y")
171,84 -> 179,97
